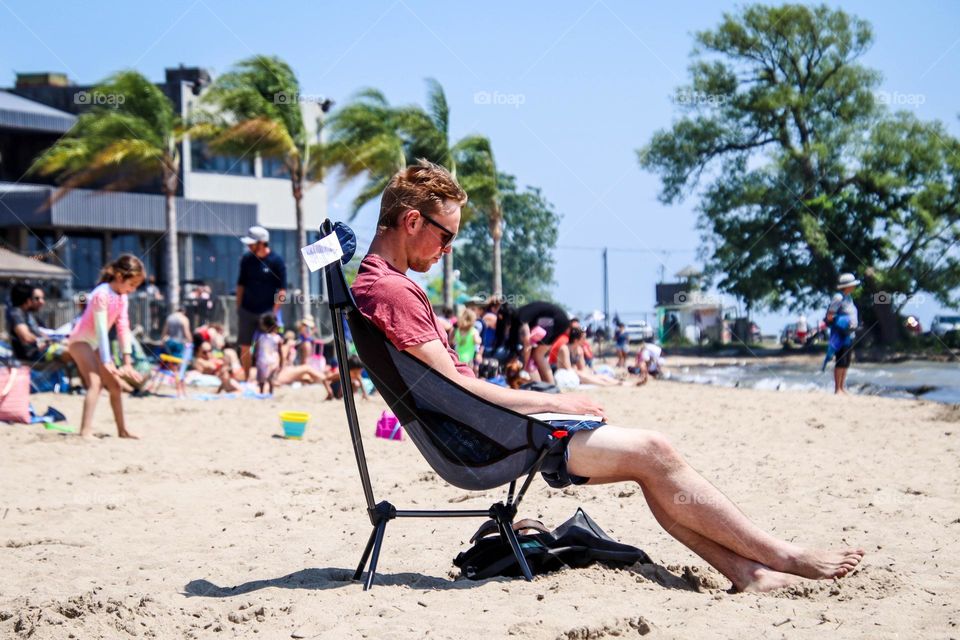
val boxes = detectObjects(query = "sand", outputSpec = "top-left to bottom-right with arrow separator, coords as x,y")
1,380 -> 958,639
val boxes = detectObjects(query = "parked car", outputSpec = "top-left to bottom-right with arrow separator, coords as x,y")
624,321 -> 655,343
930,315 -> 960,337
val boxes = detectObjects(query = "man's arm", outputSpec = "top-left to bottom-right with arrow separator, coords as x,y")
13,322 -> 38,346
406,339 -> 607,419
235,285 -> 244,310
273,288 -> 286,314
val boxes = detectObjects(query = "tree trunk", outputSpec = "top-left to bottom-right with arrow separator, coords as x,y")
873,298 -> 900,346
489,205 -> 503,298
293,177 -> 310,322
163,168 -> 180,307
442,253 -> 454,309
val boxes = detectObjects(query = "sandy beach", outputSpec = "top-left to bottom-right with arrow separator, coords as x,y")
2,380 -> 957,639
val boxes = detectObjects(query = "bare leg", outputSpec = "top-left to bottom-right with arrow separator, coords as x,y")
100,362 -> 137,439
533,344 -> 554,384
239,345 -> 252,381
68,342 -> 102,440
636,484 -> 800,592
568,427 -> 864,580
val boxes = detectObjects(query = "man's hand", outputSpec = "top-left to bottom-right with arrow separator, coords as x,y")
552,393 -> 608,422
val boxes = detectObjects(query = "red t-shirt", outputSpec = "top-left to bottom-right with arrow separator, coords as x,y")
548,333 -> 570,365
352,254 -> 476,378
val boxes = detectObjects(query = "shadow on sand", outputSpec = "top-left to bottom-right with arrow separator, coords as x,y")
184,562 -> 709,598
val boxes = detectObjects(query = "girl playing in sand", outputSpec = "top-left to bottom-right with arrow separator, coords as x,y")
255,313 -> 283,394
68,254 -> 145,439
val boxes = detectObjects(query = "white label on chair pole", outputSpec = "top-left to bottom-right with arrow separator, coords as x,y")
301,232 -> 344,272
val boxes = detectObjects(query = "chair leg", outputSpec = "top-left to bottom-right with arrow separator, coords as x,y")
353,524 -> 379,581
498,517 -> 534,581
353,518 -> 388,590
364,520 -> 388,591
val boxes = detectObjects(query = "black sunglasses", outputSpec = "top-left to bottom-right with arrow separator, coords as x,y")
418,212 -> 457,249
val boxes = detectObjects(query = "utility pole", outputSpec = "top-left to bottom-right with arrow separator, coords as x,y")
602,247 -> 609,336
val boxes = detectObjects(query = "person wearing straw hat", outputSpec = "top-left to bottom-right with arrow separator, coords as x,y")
825,273 -> 860,395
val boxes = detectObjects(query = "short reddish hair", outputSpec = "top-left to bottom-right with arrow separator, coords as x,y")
378,159 -> 467,232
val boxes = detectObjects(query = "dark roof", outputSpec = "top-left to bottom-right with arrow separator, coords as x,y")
0,182 -> 257,235
0,246 -> 71,281
0,90 -> 76,133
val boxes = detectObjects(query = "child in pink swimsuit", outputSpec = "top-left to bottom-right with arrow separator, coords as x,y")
68,255 -> 145,439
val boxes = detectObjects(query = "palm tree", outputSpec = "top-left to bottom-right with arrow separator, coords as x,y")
197,55 -> 324,315
29,70 -> 184,303
327,79 -> 502,305
324,88 -> 406,215
453,137 -> 503,298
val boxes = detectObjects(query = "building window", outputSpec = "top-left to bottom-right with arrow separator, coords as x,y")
111,233 -> 141,259
190,140 -> 254,176
67,235 -> 104,292
179,234 -> 245,296
262,156 -> 289,179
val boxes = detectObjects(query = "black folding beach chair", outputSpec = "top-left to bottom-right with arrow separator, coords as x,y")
320,220 -> 571,590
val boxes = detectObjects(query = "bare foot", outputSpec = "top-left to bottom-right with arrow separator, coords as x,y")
735,563 -> 802,593
79,432 -> 96,442
784,547 -> 864,580
117,431 -> 140,440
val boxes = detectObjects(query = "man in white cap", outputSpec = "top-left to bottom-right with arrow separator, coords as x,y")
236,225 -> 287,378
825,272 -> 860,394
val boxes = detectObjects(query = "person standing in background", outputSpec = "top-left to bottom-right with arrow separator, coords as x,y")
825,273 -> 860,395
236,226 -> 286,380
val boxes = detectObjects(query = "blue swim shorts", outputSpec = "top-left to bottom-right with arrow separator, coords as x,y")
540,419 -> 606,489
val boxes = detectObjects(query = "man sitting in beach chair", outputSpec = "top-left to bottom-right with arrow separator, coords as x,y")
349,160 -> 865,593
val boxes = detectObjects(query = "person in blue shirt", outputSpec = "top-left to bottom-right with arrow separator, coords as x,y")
824,273 -> 860,395
236,226 -> 287,379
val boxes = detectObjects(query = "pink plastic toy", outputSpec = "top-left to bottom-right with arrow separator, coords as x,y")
375,410 -> 403,441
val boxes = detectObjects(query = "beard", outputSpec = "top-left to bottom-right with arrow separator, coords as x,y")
408,256 -> 436,273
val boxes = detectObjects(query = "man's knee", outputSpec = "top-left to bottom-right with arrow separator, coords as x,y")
624,429 -> 683,472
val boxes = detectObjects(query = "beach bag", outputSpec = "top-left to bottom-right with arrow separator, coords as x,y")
454,508 -> 650,580
375,410 -> 403,441
0,365 -> 32,423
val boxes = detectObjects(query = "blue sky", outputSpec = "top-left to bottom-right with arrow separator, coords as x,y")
2,0 -> 958,332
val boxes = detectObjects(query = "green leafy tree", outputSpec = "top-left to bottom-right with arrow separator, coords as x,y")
198,55 -> 325,312
456,174 -> 560,304
29,71 -> 185,302
639,3 -> 960,344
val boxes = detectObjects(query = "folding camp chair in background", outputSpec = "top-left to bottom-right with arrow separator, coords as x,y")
320,220 -> 571,590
